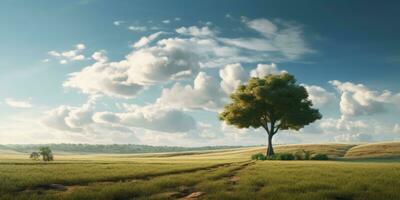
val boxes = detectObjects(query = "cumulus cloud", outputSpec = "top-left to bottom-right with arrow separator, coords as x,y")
63,17 -> 315,99
334,133 -> 373,143
118,105 -> 196,133
219,63 -> 248,94
249,63 -> 285,78
42,97 -> 96,132
4,98 -> 32,108
319,116 -> 369,134
94,104 -> 197,133
330,80 -> 392,117
91,50 -> 108,63
157,72 -> 225,110
176,26 -> 216,37
302,84 -> 336,107
63,61 -> 144,98
162,19 -> 171,24
47,44 -> 86,64
43,98 -> 197,134
133,31 -> 165,48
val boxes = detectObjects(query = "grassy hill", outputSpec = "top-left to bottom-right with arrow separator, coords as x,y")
345,142 -> 400,158
0,141 -> 400,200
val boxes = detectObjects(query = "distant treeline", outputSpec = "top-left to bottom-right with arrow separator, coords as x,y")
2,144 -> 252,154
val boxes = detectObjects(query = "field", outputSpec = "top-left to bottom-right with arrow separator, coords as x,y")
1,142 -> 400,200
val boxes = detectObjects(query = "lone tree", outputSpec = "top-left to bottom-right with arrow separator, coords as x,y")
29,152 -> 40,160
219,73 -> 322,156
39,146 -> 54,161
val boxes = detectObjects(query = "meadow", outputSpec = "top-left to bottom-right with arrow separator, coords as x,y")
1,142 -> 400,200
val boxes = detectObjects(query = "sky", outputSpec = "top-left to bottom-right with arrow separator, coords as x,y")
0,0 -> 400,146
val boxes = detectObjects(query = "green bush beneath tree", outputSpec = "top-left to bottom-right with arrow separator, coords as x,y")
251,151 -> 329,161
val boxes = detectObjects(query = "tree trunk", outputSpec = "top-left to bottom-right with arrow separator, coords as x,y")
266,134 -> 274,156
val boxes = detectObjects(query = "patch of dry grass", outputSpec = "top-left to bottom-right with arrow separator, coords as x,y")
345,142 -> 400,158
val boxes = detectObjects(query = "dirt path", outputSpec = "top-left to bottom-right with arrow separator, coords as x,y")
172,161 -> 256,200
19,161 -> 249,195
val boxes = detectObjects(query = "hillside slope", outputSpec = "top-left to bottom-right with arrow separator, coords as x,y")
345,142 -> 400,158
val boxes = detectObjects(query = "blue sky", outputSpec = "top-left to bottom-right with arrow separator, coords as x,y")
1,0 -> 400,146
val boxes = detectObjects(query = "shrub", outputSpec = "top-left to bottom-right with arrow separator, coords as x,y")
295,150 -> 312,160
276,153 -> 295,160
251,153 -> 297,160
294,152 -> 304,160
303,150 -> 311,160
311,154 -> 329,160
251,153 -> 266,160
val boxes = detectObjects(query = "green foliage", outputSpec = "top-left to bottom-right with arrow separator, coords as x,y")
39,146 -> 53,161
251,153 -> 267,160
251,153 -> 296,160
29,152 -> 40,160
276,153 -> 295,160
311,154 -> 329,160
295,150 -> 312,160
220,73 -> 322,156
219,73 -> 322,131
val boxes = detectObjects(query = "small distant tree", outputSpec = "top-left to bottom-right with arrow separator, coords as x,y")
39,146 -> 54,161
219,73 -> 322,156
29,152 -> 40,160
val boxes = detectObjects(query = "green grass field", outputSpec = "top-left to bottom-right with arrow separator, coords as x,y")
1,142 -> 400,200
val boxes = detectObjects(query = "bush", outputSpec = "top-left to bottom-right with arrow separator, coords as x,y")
295,150 -> 312,160
251,153 -> 296,160
276,153 -> 295,160
311,154 -> 329,160
304,150 -> 311,160
251,153 -> 266,160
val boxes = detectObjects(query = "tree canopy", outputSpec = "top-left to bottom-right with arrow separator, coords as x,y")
39,146 -> 53,161
219,73 -> 322,156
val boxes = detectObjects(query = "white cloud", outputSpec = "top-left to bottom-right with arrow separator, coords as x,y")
63,61 -> 144,98
116,104 -> 196,133
174,17 -> 181,21
334,133 -> 373,143
133,31 -> 165,48
330,80 -> 392,117
249,63 -> 285,78
220,18 -> 312,61
245,18 -> 278,37
319,116 -> 369,134
157,72 -> 225,110
303,84 -> 336,108
4,98 -> 32,108
162,19 -> 171,24
113,20 -> 124,26
63,17 -> 315,99
176,26 -> 216,37
43,97 -> 197,134
128,26 -> 147,32
219,63 -> 248,94
219,38 -> 276,51
42,97 -> 96,132
47,43 -> 86,64
91,50 -> 108,63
